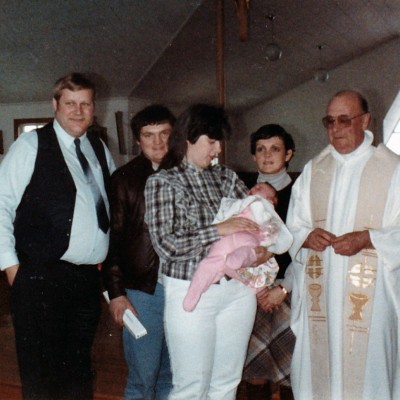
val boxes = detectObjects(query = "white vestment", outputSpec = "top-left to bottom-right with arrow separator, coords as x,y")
287,131 -> 400,400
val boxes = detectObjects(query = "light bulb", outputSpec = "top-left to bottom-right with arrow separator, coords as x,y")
265,42 -> 282,61
314,68 -> 329,83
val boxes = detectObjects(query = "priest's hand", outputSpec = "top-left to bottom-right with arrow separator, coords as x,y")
332,230 -> 373,256
303,228 -> 336,251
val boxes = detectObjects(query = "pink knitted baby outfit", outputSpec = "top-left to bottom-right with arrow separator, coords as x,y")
183,195 -> 292,312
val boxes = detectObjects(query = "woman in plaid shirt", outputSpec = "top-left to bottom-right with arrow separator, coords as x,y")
144,104 -> 272,399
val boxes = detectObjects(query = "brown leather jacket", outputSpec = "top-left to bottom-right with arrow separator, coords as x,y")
102,153 -> 159,300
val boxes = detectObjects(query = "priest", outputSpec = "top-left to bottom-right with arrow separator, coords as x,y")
287,90 -> 400,400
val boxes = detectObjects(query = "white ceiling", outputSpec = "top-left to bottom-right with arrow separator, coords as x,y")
1,0 -> 399,112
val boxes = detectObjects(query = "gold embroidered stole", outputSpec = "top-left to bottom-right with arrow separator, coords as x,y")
308,150 -> 334,400
308,144 -> 398,400
342,145 -> 398,400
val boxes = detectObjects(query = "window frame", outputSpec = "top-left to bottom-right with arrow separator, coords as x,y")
14,118 -> 53,140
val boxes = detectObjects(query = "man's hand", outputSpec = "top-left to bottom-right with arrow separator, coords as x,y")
215,216 -> 259,236
332,230 -> 373,256
109,295 -> 138,326
5,264 -> 19,286
303,228 -> 336,251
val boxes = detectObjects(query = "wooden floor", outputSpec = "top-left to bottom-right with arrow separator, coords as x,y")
0,273 -> 282,400
0,273 -> 127,400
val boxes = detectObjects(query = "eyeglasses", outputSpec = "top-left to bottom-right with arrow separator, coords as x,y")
322,112 -> 367,129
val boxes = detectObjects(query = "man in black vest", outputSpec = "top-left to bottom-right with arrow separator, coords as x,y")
0,73 -> 115,400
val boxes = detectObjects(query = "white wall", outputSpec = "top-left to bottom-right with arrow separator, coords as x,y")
95,97 -> 130,167
227,37 -> 400,173
2,37 -> 400,173
0,101 -> 53,163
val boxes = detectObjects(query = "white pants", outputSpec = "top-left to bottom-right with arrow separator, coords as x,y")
163,275 -> 257,400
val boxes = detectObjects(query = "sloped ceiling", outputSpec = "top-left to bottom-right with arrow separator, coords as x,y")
0,0 -> 202,102
1,0 -> 400,111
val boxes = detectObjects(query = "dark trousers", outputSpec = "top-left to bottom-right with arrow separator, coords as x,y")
10,259 -> 101,400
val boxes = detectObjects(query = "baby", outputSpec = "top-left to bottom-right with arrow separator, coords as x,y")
183,183 -> 293,312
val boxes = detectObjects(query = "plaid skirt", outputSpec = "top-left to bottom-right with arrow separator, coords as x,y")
242,295 -> 296,387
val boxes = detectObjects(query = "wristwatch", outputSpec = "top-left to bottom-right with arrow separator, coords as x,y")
278,284 -> 288,295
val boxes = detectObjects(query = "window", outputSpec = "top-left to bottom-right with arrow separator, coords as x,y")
384,91 -> 400,155
385,119 -> 400,155
14,118 -> 53,140
13,117 -> 109,147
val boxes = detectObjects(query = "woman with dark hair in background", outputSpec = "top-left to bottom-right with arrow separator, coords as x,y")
144,104 -> 272,399
242,124 -> 296,400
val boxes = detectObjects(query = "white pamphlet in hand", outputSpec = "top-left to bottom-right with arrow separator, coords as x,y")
103,291 -> 148,339
122,309 -> 148,339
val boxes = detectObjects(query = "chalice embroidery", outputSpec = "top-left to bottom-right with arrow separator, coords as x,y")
349,292 -> 369,321
347,260 -> 376,353
308,283 -> 322,312
347,262 -> 375,321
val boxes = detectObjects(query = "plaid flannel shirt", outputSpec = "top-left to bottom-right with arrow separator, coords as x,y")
144,161 -> 248,280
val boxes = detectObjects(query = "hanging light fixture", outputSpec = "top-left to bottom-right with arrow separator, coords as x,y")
265,14 -> 282,62
314,44 -> 329,83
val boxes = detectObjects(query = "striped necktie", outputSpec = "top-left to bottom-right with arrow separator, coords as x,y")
74,138 -> 109,233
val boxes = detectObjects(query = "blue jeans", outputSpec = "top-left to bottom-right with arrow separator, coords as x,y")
123,283 -> 172,400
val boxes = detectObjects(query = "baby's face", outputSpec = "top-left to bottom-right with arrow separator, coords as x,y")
250,184 -> 278,206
